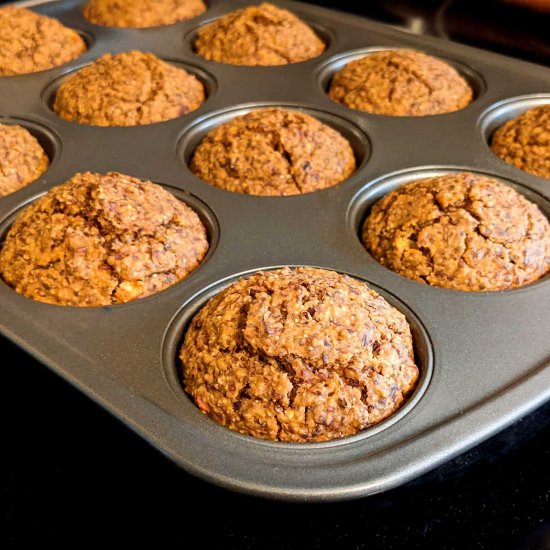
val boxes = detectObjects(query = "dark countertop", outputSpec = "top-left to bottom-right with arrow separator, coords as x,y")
4,337 -> 550,548
3,1 -> 550,547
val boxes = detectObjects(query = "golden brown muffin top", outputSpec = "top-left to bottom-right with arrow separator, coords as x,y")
0,6 -> 86,76
0,123 -> 49,197
191,108 -> 356,196
491,104 -> 550,179
83,0 -> 206,28
0,172 -> 209,306
195,3 -> 325,66
363,172 -> 550,291
329,49 -> 473,116
53,51 -> 205,127
181,267 -> 419,442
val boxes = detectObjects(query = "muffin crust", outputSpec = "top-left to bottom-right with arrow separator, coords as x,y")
0,6 -> 86,76
83,0 -> 206,28
329,49 -> 473,116
0,123 -> 49,197
191,108 -> 356,196
0,172 -> 209,306
195,3 -> 325,66
54,51 -> 205,126
181,267 -> 419,442
363,172 -> 550,291
491,104 -> 550,179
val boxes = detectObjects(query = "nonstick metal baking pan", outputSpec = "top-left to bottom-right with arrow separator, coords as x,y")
1,0 -> 549,501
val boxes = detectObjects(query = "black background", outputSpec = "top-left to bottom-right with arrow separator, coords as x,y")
4,338 -> 550,548
2,1 -> 550,548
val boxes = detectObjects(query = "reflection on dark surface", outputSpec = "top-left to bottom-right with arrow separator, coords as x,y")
304,0 -> 550,65
438,0 -> 550,65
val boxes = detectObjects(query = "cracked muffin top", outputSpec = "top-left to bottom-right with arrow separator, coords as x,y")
181,267 -> 419,442
0,6 -> 86,76
53,51 -> 205,126
328,49 -> 473,116
194,3 -> 325,66
0,172 -> 209,306
491,104 -> 550,179
0,123 -> 49,197
83,0 -> 206,28
190,108 -> 356,196
363,172 -> 550,291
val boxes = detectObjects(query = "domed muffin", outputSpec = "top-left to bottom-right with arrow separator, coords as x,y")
190,108 -> 356,196
363,172 -> 550,291
0,6 -> 86,76
195,3 -> 325,66
0,172 -> 208,306
53,51 -> 205,126
490,104 -> 550,179
83,0 -> 206,28
181,267 -> 419,443
328,49 -> 473,116
0,123 -> 49,197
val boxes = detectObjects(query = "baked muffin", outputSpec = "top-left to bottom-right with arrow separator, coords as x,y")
328,49 -> 473,116
53,51 -> 205,126
0,6 -> 86,76
181,267 -> 419,443
491,104 -> 550,179
83,0 -> 206,28
195,3 -> 325,66
0,172 -> 208,306
363,172 -> 550,291
0,124 -> 49,197
190,108 -> 356,196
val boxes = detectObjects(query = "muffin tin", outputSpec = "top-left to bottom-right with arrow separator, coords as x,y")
1,0 -> 549,501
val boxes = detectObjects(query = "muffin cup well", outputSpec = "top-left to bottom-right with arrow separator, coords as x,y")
75,29 -> 96,51
41,58 -> 217,122
349,166 -> 550,293
317,47 -> 486,115
81,1 -> 208,30
0,29 -> 94,78
479,94 -> 550,172
0,184 -> 219,307
162,266 -> 434,448
0,116 -> 60,174
184,16 -> 334,65
179,103 -> 370,184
